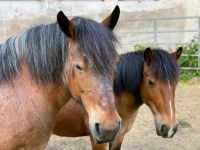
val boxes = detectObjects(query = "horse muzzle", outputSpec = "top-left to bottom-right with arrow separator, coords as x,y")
156,124 -> 178,138
91,121 -> 121,143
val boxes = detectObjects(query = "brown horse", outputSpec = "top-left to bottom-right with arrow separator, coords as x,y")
53,47 -> 182,150
0,6 -> 121,149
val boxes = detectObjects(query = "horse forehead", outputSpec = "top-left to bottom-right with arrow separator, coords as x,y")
159,78 -> 177,87
68,42 -> 91,61
157,81 -> 176,99
143,64 -> 154,77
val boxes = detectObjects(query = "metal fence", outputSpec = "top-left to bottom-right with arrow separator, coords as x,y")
118,16 -> 200,70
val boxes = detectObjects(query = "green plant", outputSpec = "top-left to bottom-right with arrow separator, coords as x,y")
178,37 -> 200,81
133,37 -> 200,81
178,119 -> 191,128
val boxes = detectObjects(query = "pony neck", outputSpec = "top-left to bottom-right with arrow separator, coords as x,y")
115,91 -> 143,119
20,61 -> 71,112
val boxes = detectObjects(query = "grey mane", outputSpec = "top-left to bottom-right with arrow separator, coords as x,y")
0,23 -> 67,83
0,17 -> 118,83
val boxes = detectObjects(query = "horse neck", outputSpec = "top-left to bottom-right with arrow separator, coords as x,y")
114,52 -> 144,118
0,61 -> 70,148
115,91 -> 143,119
14,61 -> 70,114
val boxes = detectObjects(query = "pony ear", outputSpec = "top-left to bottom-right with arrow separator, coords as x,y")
101,5 -> 120,30
171,47 -> 182,60
57,11 -> 75,39
144,47 -> 154,64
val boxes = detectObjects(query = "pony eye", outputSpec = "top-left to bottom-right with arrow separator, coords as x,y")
75,64 -> 83,70
148,80 -> 154,87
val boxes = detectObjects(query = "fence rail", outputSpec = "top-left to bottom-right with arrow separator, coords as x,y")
119,16 -> 200,70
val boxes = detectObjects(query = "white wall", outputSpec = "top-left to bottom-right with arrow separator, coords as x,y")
0,0 -> 199,52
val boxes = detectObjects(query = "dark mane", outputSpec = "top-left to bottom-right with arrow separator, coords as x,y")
0,17 -> 118,83
26,23 -> 67,82
114,51 -> 144,100
114,49 -> 179,99
149,48 -> 179,84
72,17 -> 118,76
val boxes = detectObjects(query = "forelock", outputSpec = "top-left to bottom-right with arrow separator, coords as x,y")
71,17 -> 119,77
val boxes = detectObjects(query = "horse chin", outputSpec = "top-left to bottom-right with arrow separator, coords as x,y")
156,129 -> 172,138
93,138 -> 110,144
91,135 -> 116,144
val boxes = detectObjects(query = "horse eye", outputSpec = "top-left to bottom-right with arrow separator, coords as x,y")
75,64 -> 83,70
148,80 -> 154,87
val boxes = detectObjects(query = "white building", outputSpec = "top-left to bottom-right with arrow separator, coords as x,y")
0,0 -> 200,52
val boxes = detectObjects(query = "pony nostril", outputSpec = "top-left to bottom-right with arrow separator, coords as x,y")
173,124 -> 179,133
94,123 -> 101,135
113,121 -> 121,136
161,125 -> 169,137
118,121 -> 121,129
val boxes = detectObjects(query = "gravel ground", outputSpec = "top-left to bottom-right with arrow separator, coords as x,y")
46,82 -> 200,150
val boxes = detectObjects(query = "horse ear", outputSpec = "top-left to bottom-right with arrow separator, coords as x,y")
101,5 -> 120,30
144,47 -> 154,64
171,47 -> 182,60
57,11 -> 75,39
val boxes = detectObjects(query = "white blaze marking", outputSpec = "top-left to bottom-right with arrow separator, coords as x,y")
169,100 -> 173,119
167,79 -> 171,89
167,79 -> 173,119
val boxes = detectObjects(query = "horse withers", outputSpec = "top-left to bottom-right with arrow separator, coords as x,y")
53,47 -> 182,150
0,6 -> 121,149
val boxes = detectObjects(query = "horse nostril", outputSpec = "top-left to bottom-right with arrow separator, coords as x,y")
113,121 -> 121,136
161,125 -> 169,137
118,121 -> 121,129
173,124 -> 179,133
94,123 -> 101,135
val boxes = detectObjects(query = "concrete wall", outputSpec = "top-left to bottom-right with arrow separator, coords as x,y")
0,0 -> 200,52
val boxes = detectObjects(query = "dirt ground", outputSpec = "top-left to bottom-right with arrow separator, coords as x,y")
46,81 -> 200,150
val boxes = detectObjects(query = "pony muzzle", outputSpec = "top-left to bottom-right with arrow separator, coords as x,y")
91,121 -> 121,143
81,88 -> 121,143
156,123 -> 178,138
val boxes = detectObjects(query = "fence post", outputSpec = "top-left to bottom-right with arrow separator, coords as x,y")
154,19 -> 157,44
198,17 -> 200,67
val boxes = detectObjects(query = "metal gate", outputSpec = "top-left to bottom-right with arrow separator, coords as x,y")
118,16 -> 200,70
